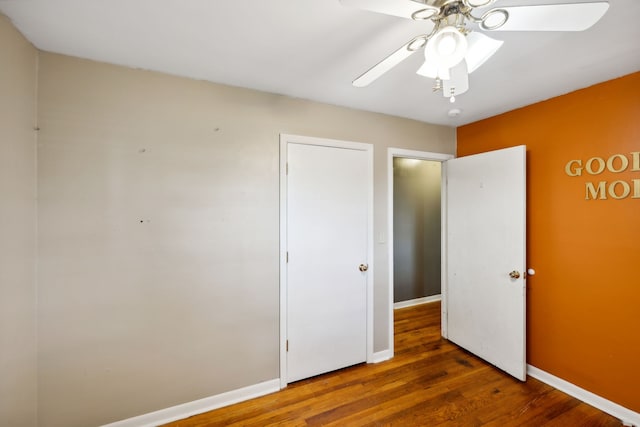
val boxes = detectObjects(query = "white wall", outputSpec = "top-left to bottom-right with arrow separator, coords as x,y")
0,14 -> 38,427
35,52 -> 456,426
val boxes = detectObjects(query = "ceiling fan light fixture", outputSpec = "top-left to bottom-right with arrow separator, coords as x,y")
481,9 -> 509,30
464,31 -> 504,73
438,66 -> 451,81
416,60 -> 438,79
437,34 -> 457,56
425,26 -> 468,69
417,61 -> 452,80
443,61 -> 469,98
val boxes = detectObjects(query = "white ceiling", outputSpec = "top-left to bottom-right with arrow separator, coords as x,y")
1,0 -> 638,126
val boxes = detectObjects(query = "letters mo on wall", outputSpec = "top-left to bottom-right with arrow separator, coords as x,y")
565,152 -> 640,200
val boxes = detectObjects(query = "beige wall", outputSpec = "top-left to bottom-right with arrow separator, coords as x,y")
33,52 -> 454,426
0,15 -> 38,427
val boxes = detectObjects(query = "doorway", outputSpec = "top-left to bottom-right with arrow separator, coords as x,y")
387,148 -> 453,355
393,157 -> 442,308
387,146 -> 527,378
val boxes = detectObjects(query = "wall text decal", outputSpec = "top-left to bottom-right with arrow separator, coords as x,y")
564,152 -> 640,200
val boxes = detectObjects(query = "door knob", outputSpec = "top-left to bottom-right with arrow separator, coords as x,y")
359,264 -> 369,272
509,270 -> 521,279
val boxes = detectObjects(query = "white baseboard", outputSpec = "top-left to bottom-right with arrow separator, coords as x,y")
101,378 -> 280,427
394,294 -> 441,309
527,365 -> 639,426
371,349 -> 393,364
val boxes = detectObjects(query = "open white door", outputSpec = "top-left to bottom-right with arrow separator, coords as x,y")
445,145 -> 526,380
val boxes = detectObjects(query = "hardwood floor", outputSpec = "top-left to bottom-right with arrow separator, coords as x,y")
165,302 -> 621,426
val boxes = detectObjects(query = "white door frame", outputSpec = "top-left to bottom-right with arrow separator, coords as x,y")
280,134 -> 374,388
387,148 -> 454,357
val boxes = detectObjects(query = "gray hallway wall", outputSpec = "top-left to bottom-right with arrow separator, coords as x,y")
393,158 -> 442,303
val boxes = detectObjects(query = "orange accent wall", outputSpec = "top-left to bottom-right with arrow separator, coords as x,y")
457,72 -> 640,413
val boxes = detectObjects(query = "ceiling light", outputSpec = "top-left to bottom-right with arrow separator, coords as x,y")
416,60 -> 437,79
425,26 -> 468,69
464,32 -> 504,73
416,59 -> 450,80
418,29 -> 501,102
418,26 -> 467,81
437,34 -> 457,56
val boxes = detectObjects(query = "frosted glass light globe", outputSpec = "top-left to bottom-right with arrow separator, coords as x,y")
437,34 -> 457,56
425,26 -> 468,69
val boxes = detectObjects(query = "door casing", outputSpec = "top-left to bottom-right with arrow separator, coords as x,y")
279,134 -> 374,388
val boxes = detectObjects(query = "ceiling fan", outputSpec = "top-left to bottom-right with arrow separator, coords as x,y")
340,0 -> 609,102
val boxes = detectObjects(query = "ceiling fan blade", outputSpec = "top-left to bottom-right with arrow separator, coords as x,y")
353,36 -> 427,87
340,0 -> 439,20
443,61 -> 469,97
485,2 -> 609,32
465,31 -> 503,74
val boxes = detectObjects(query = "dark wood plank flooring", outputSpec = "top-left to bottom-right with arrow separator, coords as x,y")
165,302 -> 621,426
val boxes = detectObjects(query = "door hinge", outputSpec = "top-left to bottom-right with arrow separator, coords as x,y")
286,162 -> 289,175
286,340 -> 289,352
286,252 -> 289,263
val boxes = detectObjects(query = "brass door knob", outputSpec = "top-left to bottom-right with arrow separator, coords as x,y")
509,270 -> 521,279
359,264 -> 369,272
